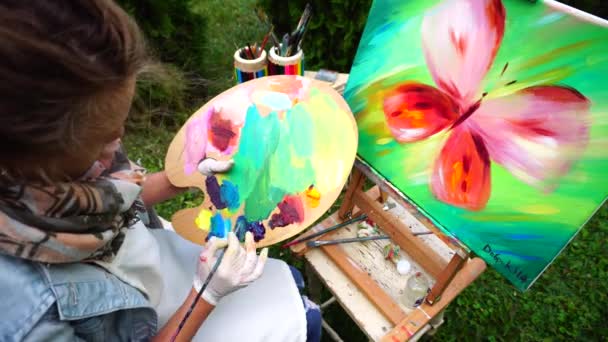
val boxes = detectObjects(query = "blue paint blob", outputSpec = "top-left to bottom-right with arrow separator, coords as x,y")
206,176 -> 226,209
247,221 -> 266,242
220,180 -> 240,211
235,216 -> 248,242
208,212 -> 231,240
234,215 -> 266,242
261,91 -> 292,110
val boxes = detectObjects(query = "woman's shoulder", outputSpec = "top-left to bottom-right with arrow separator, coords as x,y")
0,254 -> 158,341
0,254 -> 56,341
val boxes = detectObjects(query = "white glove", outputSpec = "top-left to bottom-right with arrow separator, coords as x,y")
193,231 -> 268,306
197,158 -> 234,176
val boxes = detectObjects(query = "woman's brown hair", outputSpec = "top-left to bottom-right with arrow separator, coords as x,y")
0,0 -> 149,181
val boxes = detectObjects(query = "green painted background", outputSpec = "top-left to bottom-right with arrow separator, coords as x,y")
345,0 -> 608,290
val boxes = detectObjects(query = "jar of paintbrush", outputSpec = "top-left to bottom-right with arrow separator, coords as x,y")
266,3 -> 310,76
233,46 -> 267,84
268,45 -> 304,76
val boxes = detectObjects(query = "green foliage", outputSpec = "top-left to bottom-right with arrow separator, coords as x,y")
117,0 -> 268,130
256,0 -> 372,72
189,0 -> 267,96
116,0 -> 207,130
117,0 -> 208,75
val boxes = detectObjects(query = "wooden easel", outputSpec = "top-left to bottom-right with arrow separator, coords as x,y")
291,158 -> 487,341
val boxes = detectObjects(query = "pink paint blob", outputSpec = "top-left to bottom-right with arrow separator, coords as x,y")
184,109 -> 212,175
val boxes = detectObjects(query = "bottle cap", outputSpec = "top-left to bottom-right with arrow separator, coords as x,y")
396,259 -> 411,275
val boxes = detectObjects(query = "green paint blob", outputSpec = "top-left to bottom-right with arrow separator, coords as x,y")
231,106 -> 280,201
229,101 -> 318,222
287,104 -> 314,157
244,158 -> 287,220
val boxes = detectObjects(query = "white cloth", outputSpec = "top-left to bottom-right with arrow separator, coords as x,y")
151,229 -> 307,342
93,223 -> 307,342
93,221 -> 164,306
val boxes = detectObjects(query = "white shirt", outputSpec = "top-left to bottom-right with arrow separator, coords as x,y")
94,224 -> 306,342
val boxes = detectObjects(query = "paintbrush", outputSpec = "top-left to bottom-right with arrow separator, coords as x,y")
255,8 -> 281,51
170,244 -> 226,341
245,43 -> 255,59
258,26 -> 273,57
170,228 -> 245,341
306,231 -> 434,248
288,3 -> 312,56
280,33 -> 290,56
294,3 -> 312,32
282,202 -> 396,248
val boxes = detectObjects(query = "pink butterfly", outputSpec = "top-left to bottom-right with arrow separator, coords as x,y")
383,0 -> 590,211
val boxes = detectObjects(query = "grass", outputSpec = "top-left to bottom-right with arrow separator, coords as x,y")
123,0 -> 608,340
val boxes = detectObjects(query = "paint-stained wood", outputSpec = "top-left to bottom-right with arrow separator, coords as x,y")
290,186 -> 381,255
321,243 -> 408,325
301,200 -> 455,341
304,247 -> 392,341
353,190 -> 447,278
381,258 -> 486,342
338,168 -> 365,220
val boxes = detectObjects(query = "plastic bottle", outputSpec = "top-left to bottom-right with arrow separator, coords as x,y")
401,272 -> 429,308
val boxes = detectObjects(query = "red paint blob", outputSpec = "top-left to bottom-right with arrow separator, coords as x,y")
208,109 -> 238,153
269,195 -> 305,229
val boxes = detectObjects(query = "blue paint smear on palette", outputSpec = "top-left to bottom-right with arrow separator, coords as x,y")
260,91 -> 292,110
220,180 -> 240,211
206,176 -> 226,210
235,215 -> 266,242
208,212 -> 231,240
206,175 -> 240,212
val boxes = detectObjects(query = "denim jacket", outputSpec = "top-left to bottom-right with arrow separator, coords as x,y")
0,253 -> 157,341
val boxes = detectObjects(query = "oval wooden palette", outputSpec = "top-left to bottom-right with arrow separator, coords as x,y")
165,75 -> 358,247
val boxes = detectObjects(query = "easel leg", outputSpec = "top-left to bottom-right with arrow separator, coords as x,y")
426,253 -> 468,304
338,168 -> 365,220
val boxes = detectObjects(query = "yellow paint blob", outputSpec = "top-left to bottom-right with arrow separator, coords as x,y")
194,209 -> 212,231
376,137 -> 394,145
518,204 -> 560,215
305,186 -> 321,208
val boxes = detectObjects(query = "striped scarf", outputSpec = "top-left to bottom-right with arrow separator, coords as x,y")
0,140 -> 146,263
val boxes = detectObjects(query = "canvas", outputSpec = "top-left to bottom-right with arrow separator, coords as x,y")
345,0 -> 608,290
166,76 -> 357,247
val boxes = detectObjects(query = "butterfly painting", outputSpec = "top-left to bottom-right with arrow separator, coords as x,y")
345,0 -> 608,290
